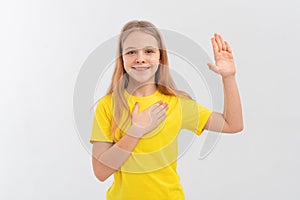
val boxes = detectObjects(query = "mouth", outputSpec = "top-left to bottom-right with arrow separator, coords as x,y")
132,66 -> 151,71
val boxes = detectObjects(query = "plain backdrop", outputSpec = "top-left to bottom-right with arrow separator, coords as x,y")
1,0 -> 299,199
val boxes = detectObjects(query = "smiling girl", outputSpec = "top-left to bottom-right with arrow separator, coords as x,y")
90,20 -> 243,200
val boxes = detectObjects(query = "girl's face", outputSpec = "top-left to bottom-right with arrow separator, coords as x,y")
122,31 -> 160,85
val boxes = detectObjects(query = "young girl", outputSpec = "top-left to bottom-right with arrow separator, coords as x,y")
90,20 -> 243,200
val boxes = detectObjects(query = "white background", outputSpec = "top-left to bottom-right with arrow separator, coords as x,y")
1,0 -> 299,199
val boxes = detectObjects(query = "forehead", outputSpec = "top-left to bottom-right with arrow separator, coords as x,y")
123,31 -> 159,49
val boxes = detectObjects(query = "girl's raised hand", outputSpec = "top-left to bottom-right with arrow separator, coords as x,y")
207,33 -> 236,78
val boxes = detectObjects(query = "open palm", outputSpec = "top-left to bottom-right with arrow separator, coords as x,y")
207,33 -> 236,78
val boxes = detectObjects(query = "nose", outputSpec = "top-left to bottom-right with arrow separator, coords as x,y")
135,51 -> 145,64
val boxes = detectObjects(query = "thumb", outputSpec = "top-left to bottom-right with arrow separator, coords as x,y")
207,63 -> 219,74
133,102 -> 139,113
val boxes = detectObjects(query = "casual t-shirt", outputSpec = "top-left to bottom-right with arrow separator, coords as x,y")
90,89 -> 213,200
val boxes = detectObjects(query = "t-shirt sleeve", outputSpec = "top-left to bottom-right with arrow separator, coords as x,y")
90,95 -> 114,144
179,97 -> 213,136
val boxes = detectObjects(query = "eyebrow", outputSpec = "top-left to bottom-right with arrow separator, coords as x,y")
124,46 -> 158,51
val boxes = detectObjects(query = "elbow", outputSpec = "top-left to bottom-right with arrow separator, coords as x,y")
237,121 -> 244,132
98,176 -> 107,183
229,124 -> 244,134
92,157 -> 113,182
93,165 -> 110,182
234,125 -> 244,133
94,172 -> 109,182
224,121 -> 244,134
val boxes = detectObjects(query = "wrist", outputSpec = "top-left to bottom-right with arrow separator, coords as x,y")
125,124 -> 146,139
222,75 -> 236,82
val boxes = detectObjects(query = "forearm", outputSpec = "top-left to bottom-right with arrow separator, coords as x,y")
93,126 -> 141,181
222,75 -> 244,132
93,100 -> 167,181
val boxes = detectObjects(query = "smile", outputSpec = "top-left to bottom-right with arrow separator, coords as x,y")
132,66 -> 151,71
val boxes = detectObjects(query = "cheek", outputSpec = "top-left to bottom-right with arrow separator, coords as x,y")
149,55 -> 160,64
123,56 -> 134,68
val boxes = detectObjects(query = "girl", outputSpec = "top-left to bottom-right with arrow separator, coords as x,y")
90,20 -> 243,200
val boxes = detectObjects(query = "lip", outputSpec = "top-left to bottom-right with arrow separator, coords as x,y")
132,65 -> 151,71
132,65 -> 151,68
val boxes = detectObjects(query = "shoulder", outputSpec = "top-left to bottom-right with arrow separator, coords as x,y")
97,93 -> 113,105
95,93 -> 113,114
177,96 -> 197,107
157,91 -> 197,107
177,96 -> 211,113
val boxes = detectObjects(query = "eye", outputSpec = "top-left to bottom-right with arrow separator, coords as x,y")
145,49 -> 154,54
126,50 -> 135,55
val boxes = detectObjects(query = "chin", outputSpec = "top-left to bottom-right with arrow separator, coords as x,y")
129,75 -> 156,85
134,77 -> 154,84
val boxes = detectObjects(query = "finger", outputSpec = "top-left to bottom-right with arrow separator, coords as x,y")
133,102 -> 139,114
150,101 -> 164,113
156,112 -> 166,123
164,102 -> 169,110
224,41 -> 232,53
207,63 -> 220,74
154,103 -> 168,116
152,102 -> 168,115
211,37 -> 219,55
156,100 -> 163,104
214,33 -> 222,52
223,41 -> 228,52
155,100 -> 163,106
160,102 -> 168,110
148,100 -> 163,112
154,109 -> 168,125
218,34 -> 226,51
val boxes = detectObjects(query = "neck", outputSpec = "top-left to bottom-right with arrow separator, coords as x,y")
126,81 -> 157,97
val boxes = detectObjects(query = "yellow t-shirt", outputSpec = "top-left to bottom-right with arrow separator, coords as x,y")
90,89 -> 212,200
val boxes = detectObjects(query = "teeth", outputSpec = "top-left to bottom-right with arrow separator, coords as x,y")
134,67 -> 149,71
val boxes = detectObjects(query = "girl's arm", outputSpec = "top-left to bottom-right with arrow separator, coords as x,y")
204,33 -> 244,133
92,133 -> 140,182
92,101 -> 168,182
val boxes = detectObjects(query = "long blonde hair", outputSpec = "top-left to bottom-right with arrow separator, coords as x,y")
104,20 -> 192,142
